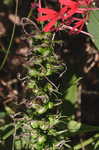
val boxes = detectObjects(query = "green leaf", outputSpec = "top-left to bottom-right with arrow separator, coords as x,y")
87,10 -> 99,50
94,140 -> 99,150
66,120 -> 99,136
67,120 -> 81,133
5,106 -> 15,115
0,123 -> 13,130
15,140 -> 22,150
37,47 -> 51,56
64,75 -> 79,104
3,0 -> 13,5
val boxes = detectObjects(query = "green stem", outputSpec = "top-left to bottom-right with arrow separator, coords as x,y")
0,0 -> 19,71
27,8 -> 33,18
70,133 -> 99,150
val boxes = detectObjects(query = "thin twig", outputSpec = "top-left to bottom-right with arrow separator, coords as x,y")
0,0 -> 19,71
44,76 -> 59,91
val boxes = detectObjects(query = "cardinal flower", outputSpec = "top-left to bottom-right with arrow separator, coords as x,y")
78,0 -> 93,5
37,0 -> 81,32
36,0 -> 98,34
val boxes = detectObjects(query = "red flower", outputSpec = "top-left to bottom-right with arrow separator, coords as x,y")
37,7 -> 68,32
78,0 -> 93,6
37,0 -> 80,32
70,17 -> 86,33
36,0 -> 98,35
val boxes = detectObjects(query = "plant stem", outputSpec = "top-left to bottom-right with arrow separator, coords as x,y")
70,133 -> 99,150
0,0 -> 19,71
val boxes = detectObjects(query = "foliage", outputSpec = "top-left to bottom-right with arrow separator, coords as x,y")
87,10 -> 99,50
0,0 -> 99,150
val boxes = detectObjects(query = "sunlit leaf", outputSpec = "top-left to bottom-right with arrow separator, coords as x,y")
64,75 -> 79,104
3,0 -> 13,5
87,10 -> 99,50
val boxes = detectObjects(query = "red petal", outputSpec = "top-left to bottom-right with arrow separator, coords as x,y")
43,19 -> 57,32
71,19 -> 85,33
38,8 -> 57,15
37,15 -> 54,21
59,0 -> 78,7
